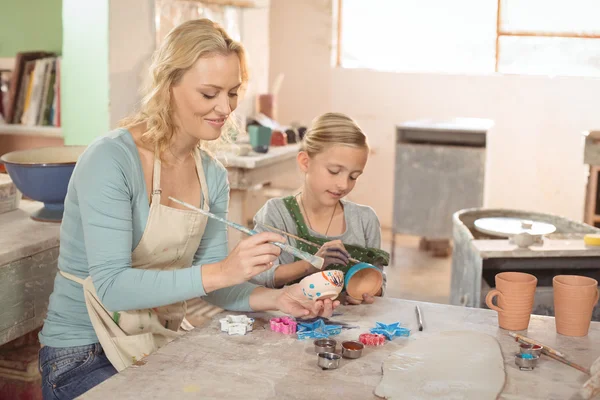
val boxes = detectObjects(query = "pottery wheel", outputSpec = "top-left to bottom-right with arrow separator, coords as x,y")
473,217 -> 556,238
374,331 -> 506,400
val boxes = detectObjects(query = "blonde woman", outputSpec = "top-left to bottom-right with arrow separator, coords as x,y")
252,112 -> 389,304
38,19 -> 338,399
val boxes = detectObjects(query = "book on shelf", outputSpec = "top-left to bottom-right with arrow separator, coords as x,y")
2,51 -> 61,128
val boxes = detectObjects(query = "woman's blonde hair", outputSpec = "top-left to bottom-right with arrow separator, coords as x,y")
300,112 -> 369,157
120,18 -> 248,157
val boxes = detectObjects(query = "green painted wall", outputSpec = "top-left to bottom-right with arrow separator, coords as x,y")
0,0 -> 63,57
61,0 -> 109,145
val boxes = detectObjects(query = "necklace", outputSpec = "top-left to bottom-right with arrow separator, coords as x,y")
298,192 -> 337,236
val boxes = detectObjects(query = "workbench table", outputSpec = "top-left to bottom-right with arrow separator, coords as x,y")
80,298 -> 600,400
0,200 -> 60,346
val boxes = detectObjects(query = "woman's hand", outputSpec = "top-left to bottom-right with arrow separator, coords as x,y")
313,240 -> 350,270
219,232 -> 286,286
275,284 -> 340,318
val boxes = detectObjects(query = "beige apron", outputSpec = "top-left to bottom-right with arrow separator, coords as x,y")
61,146 -> 222,372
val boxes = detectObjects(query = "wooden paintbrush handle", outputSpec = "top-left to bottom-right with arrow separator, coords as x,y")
543,351 -> 590,375
509,332 -> 565,358
257,222 -> 361,264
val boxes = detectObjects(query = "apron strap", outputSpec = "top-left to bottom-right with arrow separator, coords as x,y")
151,144 -> 162,202
281,195 -> 391,286
60,270 -> 85,285
283,195 -> 311,238
152,145 -> 209,210
192,148 -> 210,211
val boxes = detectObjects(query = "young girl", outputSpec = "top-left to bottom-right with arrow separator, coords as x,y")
251,112 -> 389,304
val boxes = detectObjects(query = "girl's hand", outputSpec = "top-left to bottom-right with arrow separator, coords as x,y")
342,292 -> 376,305
314,240 -> 350,269
275,284 -> 340,318
220,232 -> 286,285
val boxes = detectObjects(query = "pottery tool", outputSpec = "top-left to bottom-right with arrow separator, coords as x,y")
168,197 -> 324,270
301,316 -> 360,330
415,305 -> 424,331
509,332 -> 590,375
256,222 -> 362,264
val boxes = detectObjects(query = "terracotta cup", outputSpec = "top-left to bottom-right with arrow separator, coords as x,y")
485,272 -> 537,331
553,275 -> 599,337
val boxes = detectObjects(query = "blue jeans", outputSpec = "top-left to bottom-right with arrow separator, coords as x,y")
38,343 -> 117,400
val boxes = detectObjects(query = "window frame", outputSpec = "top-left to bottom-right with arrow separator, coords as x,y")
336,0 -> 600,74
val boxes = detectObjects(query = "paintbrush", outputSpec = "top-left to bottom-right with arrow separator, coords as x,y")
168,196 -> 324,270
509,332 -> 590,375
256,222 -> 362,264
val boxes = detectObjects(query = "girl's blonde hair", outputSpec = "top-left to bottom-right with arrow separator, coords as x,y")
120,18 -> 248,157
300,112 -> 369,157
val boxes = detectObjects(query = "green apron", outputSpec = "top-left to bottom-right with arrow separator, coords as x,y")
282,196 -> 390,285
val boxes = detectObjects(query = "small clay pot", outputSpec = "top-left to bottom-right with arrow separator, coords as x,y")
298,126 -> 307,140
270,131 -> 288,146
285,129 -> 298,144
553,275 -> 599,337
344,263 -> 383,300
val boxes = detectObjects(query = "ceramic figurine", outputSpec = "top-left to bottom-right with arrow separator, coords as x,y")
299,270 -> 344,301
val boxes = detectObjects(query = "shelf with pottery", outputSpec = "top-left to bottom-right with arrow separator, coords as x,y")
216,142 -> 300,171
77,297 -> 600,400
0,199 -> 60,346
215,143 -> 302,249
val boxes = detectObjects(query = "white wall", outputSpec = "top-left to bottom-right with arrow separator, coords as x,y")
107,0 -> 270,129
269,0 -> 600,229
109,0 -> 156,129
235,3 -> 271,121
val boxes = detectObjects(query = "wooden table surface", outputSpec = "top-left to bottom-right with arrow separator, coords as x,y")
80,298 -> 600,400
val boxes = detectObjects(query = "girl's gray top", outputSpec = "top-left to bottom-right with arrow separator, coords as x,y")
250,197 -> 387,292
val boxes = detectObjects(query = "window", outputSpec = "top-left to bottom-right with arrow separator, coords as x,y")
338,0 -> 600,77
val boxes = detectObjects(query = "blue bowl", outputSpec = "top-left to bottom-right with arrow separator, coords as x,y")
344,262 -> 384,300
0,146 -> 87,222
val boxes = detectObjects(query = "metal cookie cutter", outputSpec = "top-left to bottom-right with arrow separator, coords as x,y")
341,340 -> 364,359
219,315 -> 254,336
317,352 -> 341,370
314,338 -> 337,354
519,343 -> 542,358
515,353 -> 540,371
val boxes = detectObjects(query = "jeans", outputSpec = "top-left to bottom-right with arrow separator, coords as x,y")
38,343 -> 117,400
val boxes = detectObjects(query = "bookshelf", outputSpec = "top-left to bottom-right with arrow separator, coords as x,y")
1,53 -> 61,134
0,124 -> 61,138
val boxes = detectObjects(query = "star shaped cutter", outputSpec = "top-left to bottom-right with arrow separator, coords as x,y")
369,321 -> 410,340
297,319 -> 342,340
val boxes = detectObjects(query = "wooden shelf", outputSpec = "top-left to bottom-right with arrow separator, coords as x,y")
0,124 -> 61,138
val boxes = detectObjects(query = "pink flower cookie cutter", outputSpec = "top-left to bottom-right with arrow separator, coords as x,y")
270,316 -> 297,334
359,333 -> 386,346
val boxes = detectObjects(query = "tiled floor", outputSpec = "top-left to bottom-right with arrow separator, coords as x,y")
380,230 -> 453,305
